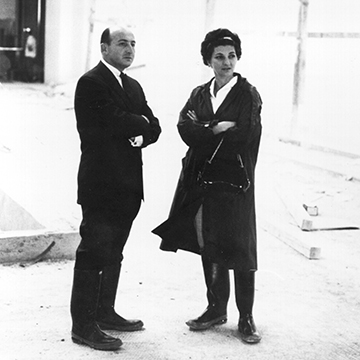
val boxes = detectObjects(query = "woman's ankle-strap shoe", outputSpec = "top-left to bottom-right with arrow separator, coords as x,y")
238,314 -> 261,344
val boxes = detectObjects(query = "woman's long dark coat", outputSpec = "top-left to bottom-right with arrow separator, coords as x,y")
152,74 -> 262,271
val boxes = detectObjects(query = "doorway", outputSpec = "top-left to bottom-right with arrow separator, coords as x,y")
0,0 -> 45,82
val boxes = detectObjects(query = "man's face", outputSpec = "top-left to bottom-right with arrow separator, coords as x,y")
102,28 -> 136,71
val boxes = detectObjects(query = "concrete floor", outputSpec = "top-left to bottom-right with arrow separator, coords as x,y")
1,216 -> 360,360
1,83 -> 360,360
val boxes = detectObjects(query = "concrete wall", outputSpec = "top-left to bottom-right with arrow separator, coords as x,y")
41,0 -> 360,156
44,0 -> 92,85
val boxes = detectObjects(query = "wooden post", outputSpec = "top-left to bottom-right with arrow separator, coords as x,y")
291,0 -> 309,140
204,0 -> 216,33
85,0 -> 96,72
201,0 -> 216,83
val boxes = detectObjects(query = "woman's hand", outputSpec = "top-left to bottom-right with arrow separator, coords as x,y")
187,111 -> 235,134
212,121 -> 236,135
187,110 -> 198,122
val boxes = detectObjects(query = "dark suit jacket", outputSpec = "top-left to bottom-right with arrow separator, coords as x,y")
75,61 -> 161,206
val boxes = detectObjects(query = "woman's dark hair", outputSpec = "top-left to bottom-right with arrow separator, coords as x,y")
100,28 -> 111,44
200,28 -> 242,66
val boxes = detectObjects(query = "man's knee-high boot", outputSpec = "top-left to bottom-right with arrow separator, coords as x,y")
186,255 -> 230,330
96,263 -> 144,331
234,270 -> 261,344
70,269 -> 123,350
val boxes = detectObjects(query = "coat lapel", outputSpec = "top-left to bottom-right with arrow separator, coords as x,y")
214,74 -> 246,117
198,75 -> 246,120
199,80 -> 215,119
97,62 -> 133,110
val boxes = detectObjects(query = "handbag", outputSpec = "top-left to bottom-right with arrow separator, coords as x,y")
197,137 -> 251,193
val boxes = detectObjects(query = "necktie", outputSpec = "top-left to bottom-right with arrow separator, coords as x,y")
120,72 -> 130,93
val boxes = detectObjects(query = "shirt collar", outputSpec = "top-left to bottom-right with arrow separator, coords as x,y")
101,59 -> 122,78
210,75 -> 238,98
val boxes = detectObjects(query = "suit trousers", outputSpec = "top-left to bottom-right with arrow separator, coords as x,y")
75,192 -> 142,270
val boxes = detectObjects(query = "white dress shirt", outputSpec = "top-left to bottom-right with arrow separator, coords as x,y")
101,59 -> 124,87
209,75 -> 238,113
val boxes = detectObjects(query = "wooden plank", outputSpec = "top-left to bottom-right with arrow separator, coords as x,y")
257,175 -> 322,260
274,183 -> 360,231
303,204 -> 318,216
307,217 -> 359,231
0,230 -> 79,264
278,31 -> 360,38
290,0 -> 309,138
275,184 -> 360,231
275,183 -> 314,230
259,216 -> 321,260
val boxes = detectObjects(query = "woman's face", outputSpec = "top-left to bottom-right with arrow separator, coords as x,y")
209,45 -> 237,79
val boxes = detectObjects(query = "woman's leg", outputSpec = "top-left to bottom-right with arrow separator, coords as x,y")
234,270 -> 261,343
186,204 -> 229,329
186,254 -> 230,330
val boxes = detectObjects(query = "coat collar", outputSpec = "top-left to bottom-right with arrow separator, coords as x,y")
96,61 -> 122,91
199,73 -> 246,117
95,61 -> 134,109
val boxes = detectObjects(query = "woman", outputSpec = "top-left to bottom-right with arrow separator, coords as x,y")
152,28 -> 262,343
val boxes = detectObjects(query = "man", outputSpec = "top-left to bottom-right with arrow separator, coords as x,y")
70,26 -> 161,351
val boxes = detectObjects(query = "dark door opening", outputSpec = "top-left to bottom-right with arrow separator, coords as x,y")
0,0 -> 45,82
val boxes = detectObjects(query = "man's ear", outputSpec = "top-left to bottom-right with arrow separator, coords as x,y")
100,43 -> 108,54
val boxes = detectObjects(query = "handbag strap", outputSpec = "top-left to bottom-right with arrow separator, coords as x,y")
237,153 -> 245,168
209,137 -> 245,168
208,137 -> 224,164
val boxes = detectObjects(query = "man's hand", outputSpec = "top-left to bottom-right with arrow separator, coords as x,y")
212,121 -> 236,135
129,135 -> 144,147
